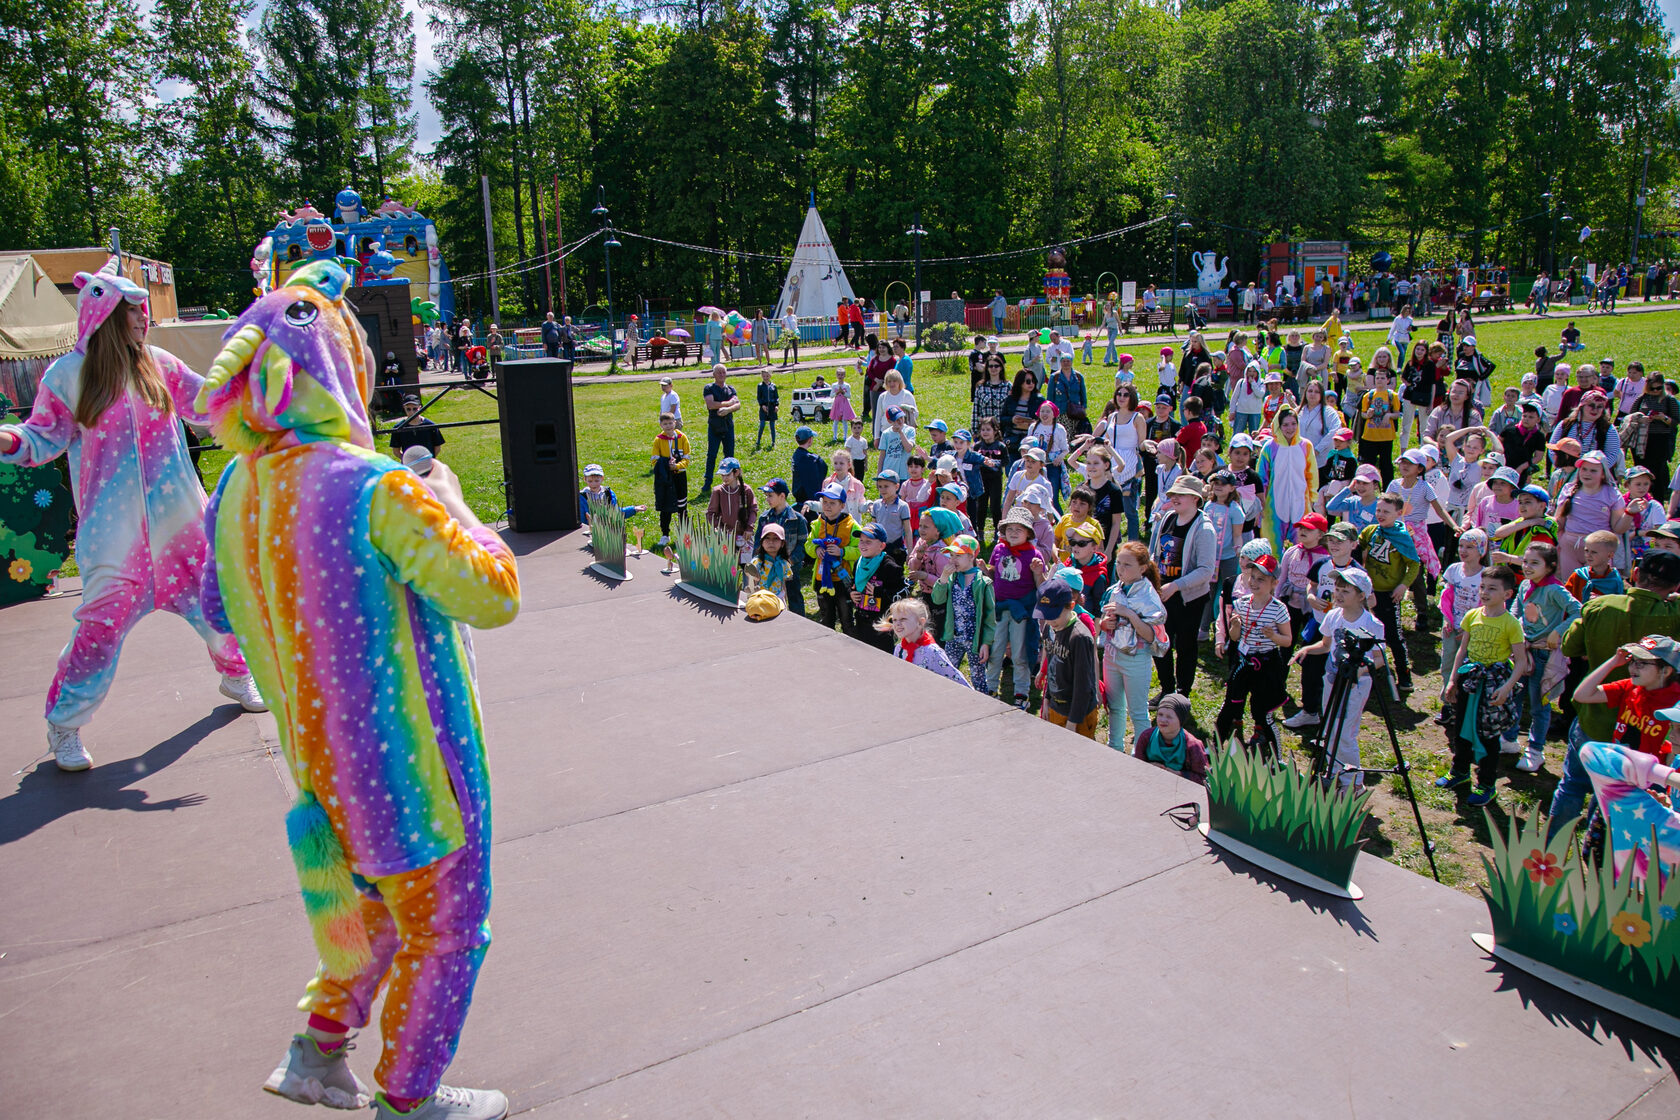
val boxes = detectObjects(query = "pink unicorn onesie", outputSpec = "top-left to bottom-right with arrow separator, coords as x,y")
196,260 -> 520,1119
0,260 -> 263,772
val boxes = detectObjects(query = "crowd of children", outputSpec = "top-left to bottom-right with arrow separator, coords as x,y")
580,318 -> 1678,815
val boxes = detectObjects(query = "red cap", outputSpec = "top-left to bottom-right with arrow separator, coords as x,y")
1245,554 -> 1279,575
1295,513 -> 1329,532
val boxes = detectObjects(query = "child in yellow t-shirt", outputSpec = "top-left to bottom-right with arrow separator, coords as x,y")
1053,486 -> 1105,563
1439,565 -> 1529,806
652,411 -> 690,543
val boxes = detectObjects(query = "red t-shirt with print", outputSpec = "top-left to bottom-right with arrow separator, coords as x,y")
1601,678 -> 1680,762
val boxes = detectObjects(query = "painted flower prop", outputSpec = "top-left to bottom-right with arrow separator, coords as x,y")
8,557 -> 30,582
1609,910 -> 1651,949
1523,849 -> 1561,886
1551,912 -> 1577,936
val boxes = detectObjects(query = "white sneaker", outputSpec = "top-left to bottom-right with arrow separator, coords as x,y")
48,723 -> 91,771
263,1034 -> 371,1109
220,675 -> 269,712
1499,738 -> 1522,755
372,1085 -> 509,1119
1282,711 -> 1320,729
1516,746 -> 1545,773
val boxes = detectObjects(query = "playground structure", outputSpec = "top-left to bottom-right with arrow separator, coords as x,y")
250,188 -> 455,323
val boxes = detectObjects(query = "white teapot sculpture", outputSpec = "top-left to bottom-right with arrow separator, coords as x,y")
1192,250 -> 1229,294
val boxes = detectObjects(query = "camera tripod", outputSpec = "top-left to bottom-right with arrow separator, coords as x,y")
1310,632 -> 1441,882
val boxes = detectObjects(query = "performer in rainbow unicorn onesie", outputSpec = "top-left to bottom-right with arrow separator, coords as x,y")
196,261 -> 520,1119
1579,740 -> 1679,886
1256,407 -> 1319,551
0,259 -> 265,772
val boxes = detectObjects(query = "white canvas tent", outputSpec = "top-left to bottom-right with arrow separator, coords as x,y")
0,254 -> 77,409
773,205 -> 856,321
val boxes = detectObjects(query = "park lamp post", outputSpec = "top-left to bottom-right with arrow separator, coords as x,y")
592,187 -> 620,373
1163,191 -> 1181,331
1633,144 -> 1652,271
906,213 -> 927,347
1541,191 -> 1554,277
1171,219 -> 1191,333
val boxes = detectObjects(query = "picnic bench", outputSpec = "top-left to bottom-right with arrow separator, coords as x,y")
1120,309 -> 1176,332
634,341 -> 700,367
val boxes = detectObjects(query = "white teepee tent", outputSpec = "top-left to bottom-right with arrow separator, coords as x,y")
773,203 -> 856,321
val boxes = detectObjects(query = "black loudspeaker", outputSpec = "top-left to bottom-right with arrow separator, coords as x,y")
497,358 -> 580,532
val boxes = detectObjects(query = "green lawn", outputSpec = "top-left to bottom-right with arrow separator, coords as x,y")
162,305 -> 1680,894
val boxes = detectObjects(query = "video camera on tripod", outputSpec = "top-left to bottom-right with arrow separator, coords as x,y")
1311,623 -> 1441,881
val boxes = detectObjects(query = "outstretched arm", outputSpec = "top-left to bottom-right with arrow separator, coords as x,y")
368,462 -> 521,630
0,384 -> 76,467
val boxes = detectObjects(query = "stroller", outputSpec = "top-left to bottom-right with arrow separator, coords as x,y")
465,344 -> 491,382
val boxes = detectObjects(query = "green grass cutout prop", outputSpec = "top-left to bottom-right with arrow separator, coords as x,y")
1473,811 -> 1680,1036
587,500 -> 630,581
672,515 -> 741,608
1202,740 -> 1373,898
0,394 -> 72,605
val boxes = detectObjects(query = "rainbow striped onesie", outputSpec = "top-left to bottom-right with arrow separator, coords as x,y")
199,261 -> 520,1099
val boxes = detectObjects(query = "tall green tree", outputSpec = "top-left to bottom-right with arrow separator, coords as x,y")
0,0 -> 153,246
150,0 -> 276,308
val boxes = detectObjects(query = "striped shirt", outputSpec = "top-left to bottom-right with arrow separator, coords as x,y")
1233,594 -> 1291,655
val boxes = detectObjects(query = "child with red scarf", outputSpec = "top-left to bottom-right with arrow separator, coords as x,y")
879,597 -> 969,686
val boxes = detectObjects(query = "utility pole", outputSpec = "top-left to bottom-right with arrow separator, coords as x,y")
1632,144 -> 1652,271
593,186 -> 620,373
481,175 -> 499,323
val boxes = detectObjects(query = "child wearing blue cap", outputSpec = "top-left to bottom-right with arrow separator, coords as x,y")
867,470 -> 912,558
925,418 -> 954,461
806,486 -> 860,632
849,523 -> 906,650
706,457 -> 757,561
1491,484 -> 1559,565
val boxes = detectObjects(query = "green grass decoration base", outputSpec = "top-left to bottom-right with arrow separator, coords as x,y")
672,515 -> 741,608
1204,740 -> 1372,896
588,501 -> 629,580
0,393 -> 72,605
1475,811 -> 1680,1034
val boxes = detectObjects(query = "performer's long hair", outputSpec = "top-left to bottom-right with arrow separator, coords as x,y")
76,310 -> 170,428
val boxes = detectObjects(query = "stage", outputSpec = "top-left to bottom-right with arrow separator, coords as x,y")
1,530 -> 1675,1118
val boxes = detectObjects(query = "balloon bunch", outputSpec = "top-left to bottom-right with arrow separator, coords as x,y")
724,310 -> 752,346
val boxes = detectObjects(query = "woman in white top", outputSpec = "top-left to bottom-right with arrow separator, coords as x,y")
1386,304 -> 1414,353
1297,378 -> 1344,469
1075,384 -> 1148,541
872,369 -> 918,441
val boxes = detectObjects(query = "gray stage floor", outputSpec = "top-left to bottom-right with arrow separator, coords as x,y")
1,530 -> 1675,1118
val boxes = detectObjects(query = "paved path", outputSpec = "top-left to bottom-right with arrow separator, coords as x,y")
558,301 -> 1680,387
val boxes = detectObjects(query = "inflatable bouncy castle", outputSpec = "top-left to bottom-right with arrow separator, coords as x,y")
249,188 -> 455,320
